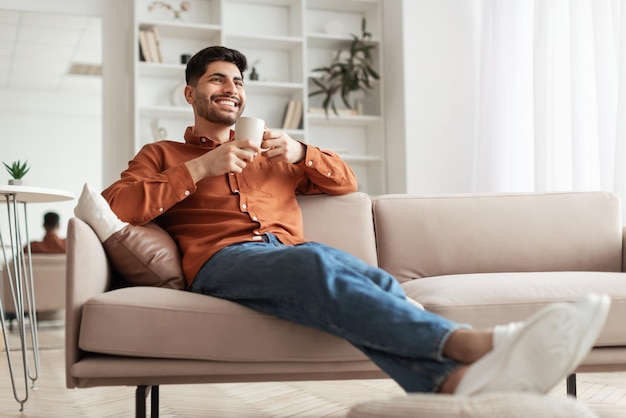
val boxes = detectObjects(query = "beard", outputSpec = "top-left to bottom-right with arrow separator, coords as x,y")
194,92 -> 243,126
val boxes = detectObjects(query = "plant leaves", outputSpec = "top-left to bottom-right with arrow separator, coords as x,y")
308,18 -> 379,116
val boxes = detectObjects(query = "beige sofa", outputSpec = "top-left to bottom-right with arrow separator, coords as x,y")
2,253 -> 66,328
65,191 -> 626,417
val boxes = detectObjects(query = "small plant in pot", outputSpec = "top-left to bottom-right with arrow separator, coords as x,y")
3,160 -> 30,185
309,18 -> 380,117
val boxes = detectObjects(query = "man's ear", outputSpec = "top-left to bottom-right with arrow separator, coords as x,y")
184,85 -> 194,104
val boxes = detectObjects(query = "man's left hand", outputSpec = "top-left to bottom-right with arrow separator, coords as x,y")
261,130 -> 306,164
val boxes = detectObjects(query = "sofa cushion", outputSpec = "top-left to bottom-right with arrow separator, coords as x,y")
374,192 -> 622,282
402,271 -> 626,346
73,183 -> 185,290
347,392 -> 598,418
78,286 -> 367,362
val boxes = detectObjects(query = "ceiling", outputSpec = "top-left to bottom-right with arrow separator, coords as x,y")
0,9 -> 102,93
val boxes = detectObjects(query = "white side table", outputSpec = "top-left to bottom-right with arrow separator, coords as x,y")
0,185 -> 74,410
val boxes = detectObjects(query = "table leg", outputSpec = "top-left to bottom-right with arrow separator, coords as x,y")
21,202 -> 40,384
0,194 -> 42,410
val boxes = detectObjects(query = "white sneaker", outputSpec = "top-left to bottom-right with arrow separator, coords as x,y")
455,293 -> 611,396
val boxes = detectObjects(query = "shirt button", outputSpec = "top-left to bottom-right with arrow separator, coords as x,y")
307,161 -> 313,166
252,216 -> 258,221
158,207 -> 164,212
326,172 -> 331,176
201,138 -> 206,143
242,204 -> 247,209
234,189 -> 239,193
253,230 -> 261,235
230,173 -> 235,176
184,190 -> 190,196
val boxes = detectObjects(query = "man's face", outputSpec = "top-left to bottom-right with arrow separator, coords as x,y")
189,61 -> 246,126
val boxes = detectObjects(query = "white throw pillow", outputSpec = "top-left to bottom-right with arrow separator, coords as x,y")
74,183 -> 127,242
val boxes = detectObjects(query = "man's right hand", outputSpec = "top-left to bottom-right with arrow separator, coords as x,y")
185,139 -> 261,183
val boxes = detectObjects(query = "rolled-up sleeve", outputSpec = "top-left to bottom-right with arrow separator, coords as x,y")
295,146 -> 358,195
102,144 -> 197,225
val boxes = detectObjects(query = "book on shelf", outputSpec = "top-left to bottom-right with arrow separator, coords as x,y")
138,28 -> 162,63
138,40 -> 146,62
290,100 -> 303,129
282,100 -> 296,129
282,100 -> 303,130
145,29 -> 162,63
138,30 -> 153,62
151,27 -> 164,63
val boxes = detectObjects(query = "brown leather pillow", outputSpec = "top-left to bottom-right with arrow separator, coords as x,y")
102,222 -> 186,290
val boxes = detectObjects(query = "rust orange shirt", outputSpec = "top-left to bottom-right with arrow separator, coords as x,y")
102,127 -> 358,287
26,233 -> 66,254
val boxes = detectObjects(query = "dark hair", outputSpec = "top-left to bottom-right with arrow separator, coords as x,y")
185,46 -> 248,86
43,212 -> 60,228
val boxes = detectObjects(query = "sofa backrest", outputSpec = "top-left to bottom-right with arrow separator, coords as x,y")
373,191 -> 623,283
298,192 -> 378,266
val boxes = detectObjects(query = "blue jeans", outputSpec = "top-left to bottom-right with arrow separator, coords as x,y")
189,233 -> 465,392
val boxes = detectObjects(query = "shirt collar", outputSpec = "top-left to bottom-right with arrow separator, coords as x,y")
184,126 -> 235,148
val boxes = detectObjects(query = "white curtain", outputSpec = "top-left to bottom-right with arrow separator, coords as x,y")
474,0 -> 626,203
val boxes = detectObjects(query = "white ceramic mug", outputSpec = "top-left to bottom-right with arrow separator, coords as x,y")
234,116 -> 265,148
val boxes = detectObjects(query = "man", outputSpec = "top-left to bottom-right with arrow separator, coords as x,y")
102,45 -> 611,395
26,211 -> 66,253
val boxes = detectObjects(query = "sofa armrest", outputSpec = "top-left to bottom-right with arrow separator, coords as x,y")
65,217 -> 112,388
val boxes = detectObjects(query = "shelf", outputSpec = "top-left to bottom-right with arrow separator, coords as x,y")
138,62 -> 186,77
307,0 -> 379,13
139,20 -> 221,39
226,34 -> 304,51
307,113 -> 381,126
244,81 -> 304,94
133,0 -> 385,195
139,105 -> 192,119
337,154 -> 382,163
225,0 -> 297,5
307,33 -> 380,49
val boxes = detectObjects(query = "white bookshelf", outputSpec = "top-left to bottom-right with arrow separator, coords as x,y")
132,0 -> 385,195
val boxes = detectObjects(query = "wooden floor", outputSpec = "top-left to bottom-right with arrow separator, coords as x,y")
1,321 -> 625,417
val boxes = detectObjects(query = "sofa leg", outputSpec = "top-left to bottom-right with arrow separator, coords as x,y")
136,385 -> 159,418
151,386 -> 160,418
566,374 -> 577,397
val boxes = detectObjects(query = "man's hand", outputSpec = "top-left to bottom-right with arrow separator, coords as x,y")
185,139 -> 261,183
260,130 -> 306,164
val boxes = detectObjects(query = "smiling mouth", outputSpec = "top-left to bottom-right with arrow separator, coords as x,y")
213,97 -> 239,108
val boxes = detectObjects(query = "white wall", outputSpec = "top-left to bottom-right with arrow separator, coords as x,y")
0,0 -> 106,241
384,0 -> 480,194
0,0 -> 132,244
0,90 -> 102,241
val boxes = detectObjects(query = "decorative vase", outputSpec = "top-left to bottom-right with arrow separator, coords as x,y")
8,179 -> 23,186
351,90 -> 365,115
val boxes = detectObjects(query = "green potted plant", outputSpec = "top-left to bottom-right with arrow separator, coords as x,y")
309,18 -> 380,117
3,160 -> 30,185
